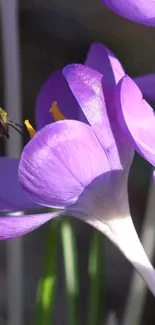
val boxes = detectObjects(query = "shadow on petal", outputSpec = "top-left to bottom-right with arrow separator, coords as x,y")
0,210 -> 65,240
0,157 -> 40,213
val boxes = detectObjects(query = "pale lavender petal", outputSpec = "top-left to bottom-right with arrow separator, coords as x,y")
101,0 -> 155,26
19,120 -> 110,208
0,157 -> 40,212
106,216 -> 155,297
36,70 -> 80,130
0,210 -> 63,240
63,64 -> 133,171
115,75 -> 155,166
134,73 -> 155,102
85,42 -> 125,85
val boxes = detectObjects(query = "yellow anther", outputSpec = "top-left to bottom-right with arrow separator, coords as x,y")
24,120 -> 36,139
0,107 -> 7,123
0,108 -> 7,117
49,101 -> 67,121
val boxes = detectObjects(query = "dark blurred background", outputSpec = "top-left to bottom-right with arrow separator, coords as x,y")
0,0 -> 155,324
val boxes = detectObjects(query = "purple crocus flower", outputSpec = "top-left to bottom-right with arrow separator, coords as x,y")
0,43 -> 155,296
36,43 -> 155,132
17,64 -> 155,296
101,0 -> 155,26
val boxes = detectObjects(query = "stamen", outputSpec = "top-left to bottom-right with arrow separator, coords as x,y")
49,101 -> 67,121
24,120 -> 36,139
1,109 -> 7,117
0,107 -> 7,121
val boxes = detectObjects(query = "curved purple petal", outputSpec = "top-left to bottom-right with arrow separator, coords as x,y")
36,70 -> 80,130
85,42 -> 125,85
0,210 -> 63,240
0,157 -> 40,212
63,64 -> 133,171
115,75 -> 155,166
101,0 -> 155,26
19,120 -> 110,208
134,73 -> 155,102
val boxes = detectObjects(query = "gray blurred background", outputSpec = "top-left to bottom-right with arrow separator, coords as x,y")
0,0 -> 155,324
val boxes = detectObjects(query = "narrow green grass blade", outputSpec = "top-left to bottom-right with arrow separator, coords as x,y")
87,230 -> 103,325
60,217 -> 80,325
35,219 -> 59,325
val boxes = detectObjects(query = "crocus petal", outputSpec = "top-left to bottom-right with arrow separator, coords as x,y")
134,73 -> 155,102
115,75 -> 155,166
63,64 -> 133,171
104,216 -> 155,297
0,210 -> 63,240
0,157 -> 40,212
36,70 -> 80,130
85,42 -> 125,85
101,0 -> 155,26
19,120 -> 110,208
71,176 -> 155,297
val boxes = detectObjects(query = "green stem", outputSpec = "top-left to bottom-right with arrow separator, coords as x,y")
35,219 -> 59,325
87,230 -> 103,325
60,217 -> 79,325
